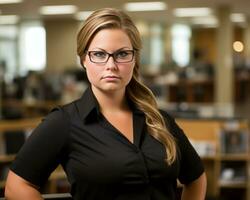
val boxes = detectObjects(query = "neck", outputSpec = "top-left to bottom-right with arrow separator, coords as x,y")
92,86 -> 129,113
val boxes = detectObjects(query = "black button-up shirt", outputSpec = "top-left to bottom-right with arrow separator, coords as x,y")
11,87 -> 204,200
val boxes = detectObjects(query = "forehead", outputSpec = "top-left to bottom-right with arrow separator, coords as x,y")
88,29 -> 132,50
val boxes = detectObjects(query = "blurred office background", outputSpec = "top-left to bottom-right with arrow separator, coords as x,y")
0,0 -> 250,199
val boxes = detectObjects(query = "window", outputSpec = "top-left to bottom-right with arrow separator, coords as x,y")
150,24 -> 164,70
19,22 -> 46,74
171,24 -> 191,67
0,25 -> 18,81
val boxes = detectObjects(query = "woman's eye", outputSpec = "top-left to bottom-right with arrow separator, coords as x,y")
117,51 -> 129,58
93,52 -> 106,58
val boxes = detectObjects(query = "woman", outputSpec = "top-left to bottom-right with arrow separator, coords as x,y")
5,8 -> 206,200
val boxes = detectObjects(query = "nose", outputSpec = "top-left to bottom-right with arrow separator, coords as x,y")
105,56 -> 118,70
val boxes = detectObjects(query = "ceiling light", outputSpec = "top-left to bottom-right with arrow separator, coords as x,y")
191,16 -> 218,26
0,15 -> 19,24
75,11 -> 93,21
39,5 -> 77,15
231,13 -> 246,23
0,0 -> 22,4
124,2 -> 167,12
174,7 -> 212,17
233,41 -> 244,52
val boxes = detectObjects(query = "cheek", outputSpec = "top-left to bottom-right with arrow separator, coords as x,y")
123,63 -> 135,78
84,61 -> 101,83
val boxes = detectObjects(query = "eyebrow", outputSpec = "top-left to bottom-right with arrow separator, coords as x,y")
90,47 -> 132,52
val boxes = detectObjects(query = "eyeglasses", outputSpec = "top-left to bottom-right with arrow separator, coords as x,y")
87,49 -> 135,64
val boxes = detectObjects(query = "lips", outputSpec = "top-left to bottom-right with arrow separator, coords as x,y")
102,75 -> 120,79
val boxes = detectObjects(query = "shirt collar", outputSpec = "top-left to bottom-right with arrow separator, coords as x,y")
75,86 -> 101,123
75,86 -> 144,123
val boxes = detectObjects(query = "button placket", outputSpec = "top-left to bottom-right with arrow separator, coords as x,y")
136,148 -> 150,184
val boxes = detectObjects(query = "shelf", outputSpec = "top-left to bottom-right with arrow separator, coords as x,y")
219,154 -> 249,161
200,155 -> 217,161
0,117 -> 41,132
0,154 -> 16,163
219,180 -> 247,188
178,118 -> 250,199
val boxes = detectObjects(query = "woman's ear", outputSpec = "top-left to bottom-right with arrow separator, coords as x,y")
81,60 -> 85,69
80,56 -> 86,69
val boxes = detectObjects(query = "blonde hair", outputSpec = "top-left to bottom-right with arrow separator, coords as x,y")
77,8 -> 176,164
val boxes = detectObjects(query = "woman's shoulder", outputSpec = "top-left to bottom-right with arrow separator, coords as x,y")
48,98 -> 80,121
159,109 -> 184,138
159,109 -> 176,127
39,106 -> 70,133
40,99 -> 79,131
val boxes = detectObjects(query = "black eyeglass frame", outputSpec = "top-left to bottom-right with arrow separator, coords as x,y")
86,49 -> 135,64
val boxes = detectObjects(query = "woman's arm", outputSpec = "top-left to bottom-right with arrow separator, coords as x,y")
5,170 -> 43,200
181,172 -> 207,200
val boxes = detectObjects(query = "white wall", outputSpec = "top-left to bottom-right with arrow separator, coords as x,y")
45,19 -> 79,72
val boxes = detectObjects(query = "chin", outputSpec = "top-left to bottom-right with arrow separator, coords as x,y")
101,85 -> 124,93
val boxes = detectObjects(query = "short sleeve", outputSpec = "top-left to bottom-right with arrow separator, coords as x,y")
161,111 -> 204,185
10,107 -> 70,187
